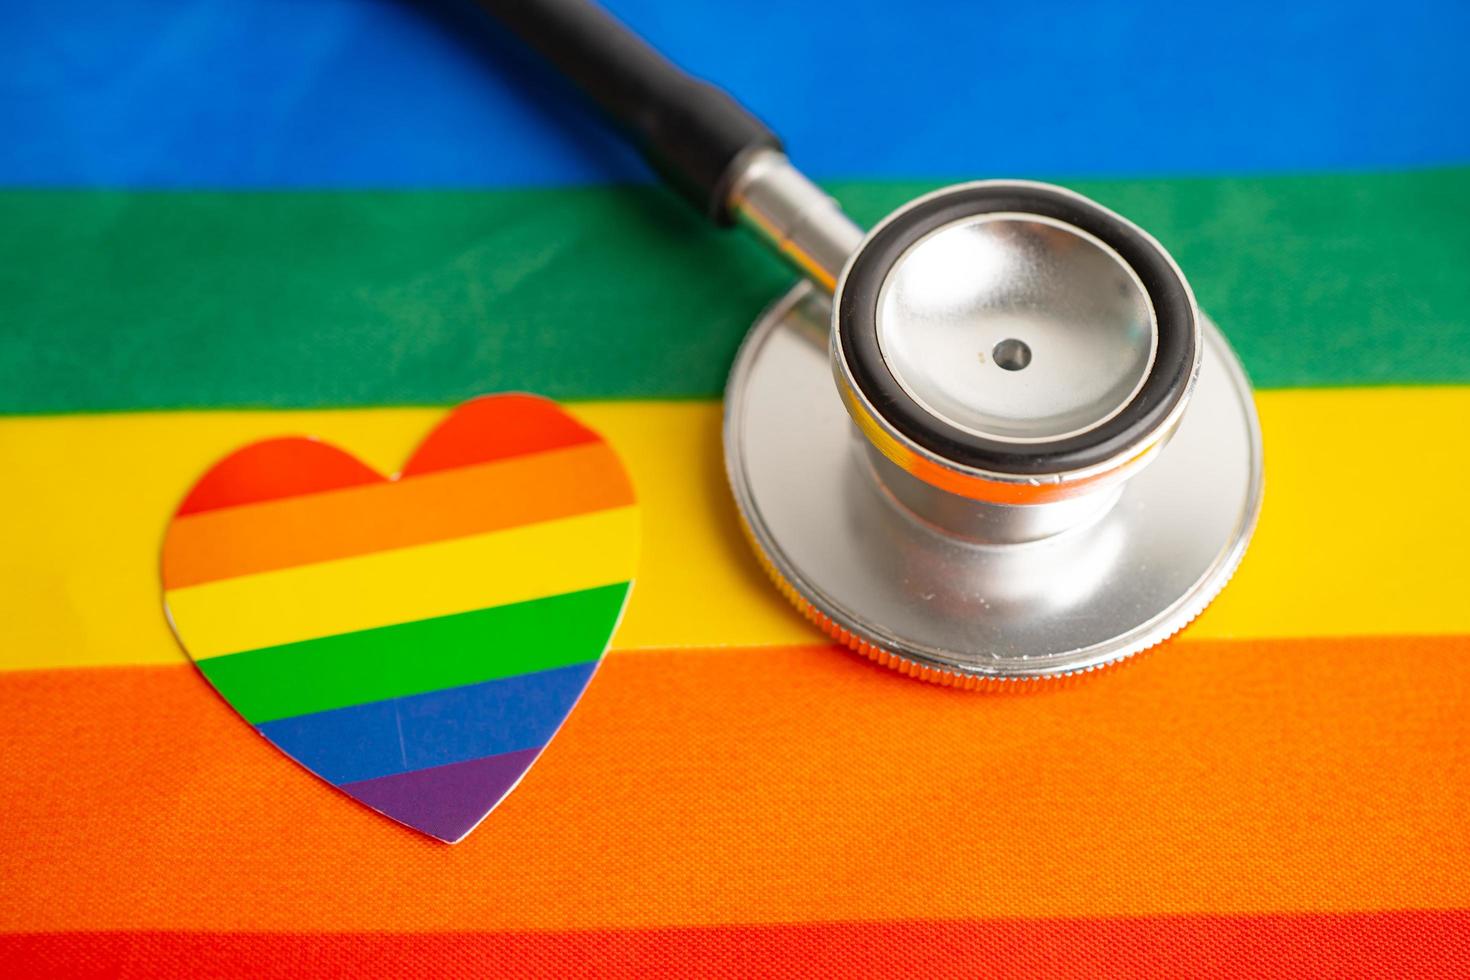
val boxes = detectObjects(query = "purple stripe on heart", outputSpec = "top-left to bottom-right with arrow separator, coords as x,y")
340,748 -> 542,843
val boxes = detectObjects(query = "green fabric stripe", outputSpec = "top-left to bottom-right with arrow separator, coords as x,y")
3,169 -> 1466,412
196,583 -> 629,724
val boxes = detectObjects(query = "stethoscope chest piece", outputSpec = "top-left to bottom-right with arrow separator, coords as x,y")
474,0 -> 1263,685
725,182 -> 1263,685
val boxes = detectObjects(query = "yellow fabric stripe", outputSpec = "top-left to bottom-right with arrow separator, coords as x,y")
1189,386 -> 1470,641
3,388 -> 1469,672
164,506 -> 638,659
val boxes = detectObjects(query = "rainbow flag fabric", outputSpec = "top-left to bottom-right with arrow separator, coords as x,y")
2,0 -> 1468,976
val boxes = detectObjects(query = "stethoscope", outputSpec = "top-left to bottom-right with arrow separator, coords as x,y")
478,0 -> 1263,684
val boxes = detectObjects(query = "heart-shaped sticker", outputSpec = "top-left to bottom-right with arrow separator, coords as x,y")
161,395 -> 638,842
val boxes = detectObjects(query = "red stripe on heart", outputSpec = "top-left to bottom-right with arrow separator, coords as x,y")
176,438 -> 385,516
401,394 -> 599,477
175,395 -> 601,517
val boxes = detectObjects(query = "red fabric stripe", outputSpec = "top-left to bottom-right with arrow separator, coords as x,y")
3,910 -> 1467,979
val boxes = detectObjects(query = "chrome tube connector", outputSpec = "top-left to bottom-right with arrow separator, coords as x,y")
726,149 -> 864,292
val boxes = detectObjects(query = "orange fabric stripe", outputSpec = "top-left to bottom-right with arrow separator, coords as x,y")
4,911 -> 1467,979
161,442 -> 634,589
1,637 -> 1467,932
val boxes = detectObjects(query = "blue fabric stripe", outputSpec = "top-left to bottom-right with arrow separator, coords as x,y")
256,661 -> 597,785
4,0 -> 1467,188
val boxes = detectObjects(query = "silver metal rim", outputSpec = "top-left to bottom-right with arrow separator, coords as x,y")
872,211 -> 1160,446
831,180 -> 1203,495
724,283 -> 1264,684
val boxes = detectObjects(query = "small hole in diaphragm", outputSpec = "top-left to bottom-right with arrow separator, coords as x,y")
992,338 -> 1032,371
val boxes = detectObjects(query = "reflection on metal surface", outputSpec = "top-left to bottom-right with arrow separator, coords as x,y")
829,181 -> 1202,512
875,213 -> 1156,444
864,444 -> 1125,545
727,149 -> 864,292
724,284 -> 1263,682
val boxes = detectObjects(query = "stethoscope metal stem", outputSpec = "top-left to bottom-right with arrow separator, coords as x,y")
726,149 -> 864,292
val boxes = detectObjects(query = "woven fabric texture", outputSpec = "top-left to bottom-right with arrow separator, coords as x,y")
1,0 -> 1467,976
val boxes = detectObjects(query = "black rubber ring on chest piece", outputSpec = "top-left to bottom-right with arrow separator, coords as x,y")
836,184 -> 1197,476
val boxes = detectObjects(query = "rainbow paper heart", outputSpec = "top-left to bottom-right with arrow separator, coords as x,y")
161,395 -> 638,843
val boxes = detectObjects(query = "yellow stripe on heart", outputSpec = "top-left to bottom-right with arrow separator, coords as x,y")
166,506 -> 639,659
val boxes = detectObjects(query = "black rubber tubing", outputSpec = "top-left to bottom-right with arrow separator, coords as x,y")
473,0 -> 782,224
